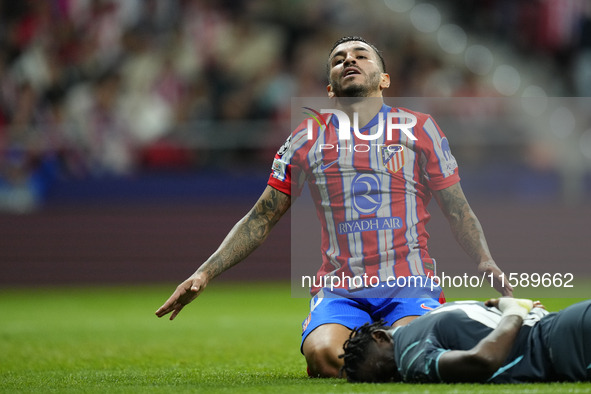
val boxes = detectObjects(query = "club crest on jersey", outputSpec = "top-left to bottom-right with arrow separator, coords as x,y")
382,144 -> 406,174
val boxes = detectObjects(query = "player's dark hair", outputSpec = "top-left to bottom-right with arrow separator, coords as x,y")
327,36 -> 386,81
339,319 -> 391,383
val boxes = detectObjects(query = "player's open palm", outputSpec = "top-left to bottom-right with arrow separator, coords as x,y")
155,274 -> 208,320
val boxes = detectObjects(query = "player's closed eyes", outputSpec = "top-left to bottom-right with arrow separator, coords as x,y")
335,56 -> 366,65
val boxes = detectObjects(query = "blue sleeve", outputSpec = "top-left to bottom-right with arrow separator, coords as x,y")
397,335 -> 450,383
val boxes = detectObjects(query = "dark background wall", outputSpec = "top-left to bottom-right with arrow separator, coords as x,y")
0,202 -> 289,286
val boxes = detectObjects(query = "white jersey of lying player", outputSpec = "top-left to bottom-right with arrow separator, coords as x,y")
268,104 -> 460,294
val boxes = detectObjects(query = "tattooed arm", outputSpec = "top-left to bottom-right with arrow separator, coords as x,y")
155,186 -> 292,320
431,183 -> 513,296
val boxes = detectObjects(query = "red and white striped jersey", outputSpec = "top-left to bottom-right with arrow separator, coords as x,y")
268,104 -> 460,294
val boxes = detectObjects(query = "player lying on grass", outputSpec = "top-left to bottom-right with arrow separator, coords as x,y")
340,298 -> 591,383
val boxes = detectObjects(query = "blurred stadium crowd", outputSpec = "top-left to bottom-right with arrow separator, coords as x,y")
0,0 -> 590,212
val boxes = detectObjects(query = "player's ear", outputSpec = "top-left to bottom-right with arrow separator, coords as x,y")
327,84 -> 335,98
380,73 -> 390,90
371,329 -> 392,343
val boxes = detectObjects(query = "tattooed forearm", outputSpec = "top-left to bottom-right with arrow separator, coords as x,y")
432,183 -> 492,264
197,186 -> 291,280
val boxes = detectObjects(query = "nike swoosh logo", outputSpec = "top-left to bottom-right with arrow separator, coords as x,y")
320,160 -> 338,171
420,303 -> 434,311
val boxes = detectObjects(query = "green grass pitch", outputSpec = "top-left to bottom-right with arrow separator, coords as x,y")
1,282 -> 590,393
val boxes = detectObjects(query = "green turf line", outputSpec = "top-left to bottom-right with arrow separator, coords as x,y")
0,283 -> 589,393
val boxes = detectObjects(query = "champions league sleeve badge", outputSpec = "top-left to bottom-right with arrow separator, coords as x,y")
277,135 -> 292,156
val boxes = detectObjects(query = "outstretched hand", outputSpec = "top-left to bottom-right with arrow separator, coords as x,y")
478,261 -> 513,297
155,274 -> 208,320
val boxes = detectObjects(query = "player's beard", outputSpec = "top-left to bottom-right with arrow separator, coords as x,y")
330,70 -> 382,98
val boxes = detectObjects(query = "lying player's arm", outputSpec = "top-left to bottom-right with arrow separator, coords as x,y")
431,182 -> 512,296
155,186 -> 291,320
438,298 -> 532,383
438,316 -> 521,382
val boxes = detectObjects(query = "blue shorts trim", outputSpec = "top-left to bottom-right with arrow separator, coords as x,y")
300,280 -> 443,352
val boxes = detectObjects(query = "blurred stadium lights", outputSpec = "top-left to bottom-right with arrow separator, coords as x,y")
522,86 -> 549,117
550,107 -> 576,139
384,0 -> 415,13
492,65 -> 521,96
437,24 -> 467,54
402,1 -> 527,99
464,45 -> 494,76
410,3 -> 441,33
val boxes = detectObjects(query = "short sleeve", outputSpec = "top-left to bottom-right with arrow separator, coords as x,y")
397,335 -> 449,383
418,116 -> 460,191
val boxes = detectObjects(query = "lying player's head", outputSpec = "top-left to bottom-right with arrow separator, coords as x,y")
340,320 -> 400,383
327,36 -> 390,98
